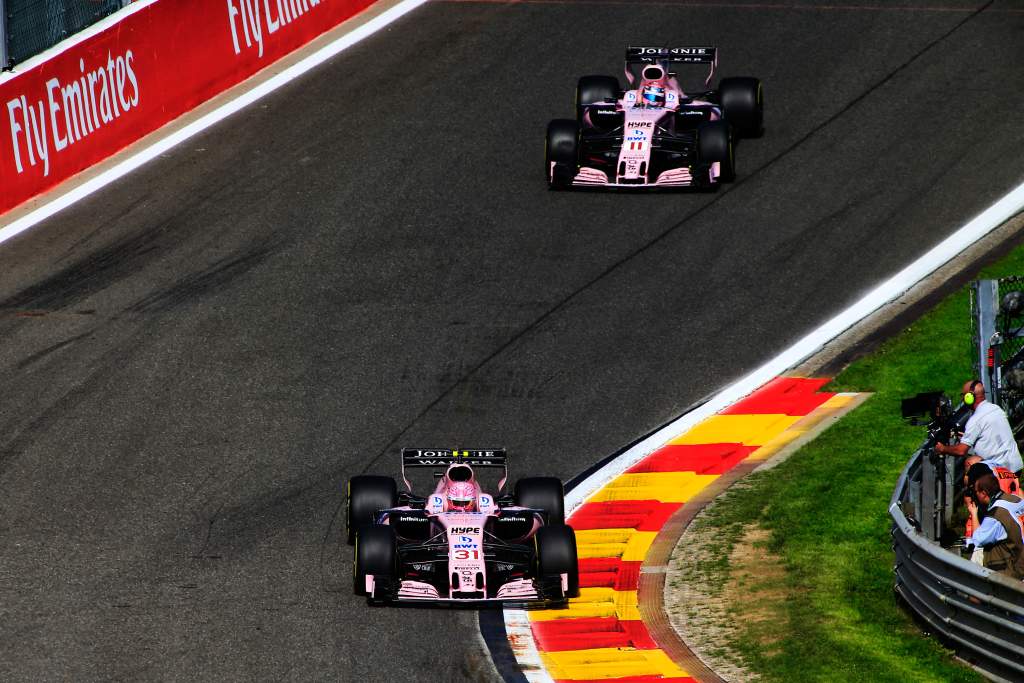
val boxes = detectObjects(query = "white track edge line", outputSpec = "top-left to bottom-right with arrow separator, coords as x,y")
502,179 -> 1024,682
0,0 -> 431,246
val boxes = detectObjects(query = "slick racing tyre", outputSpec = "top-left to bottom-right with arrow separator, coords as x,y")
697,120 -> 736,183
535,524 -> 580,598
546,120 -> 580,191
346,475 -> 397,544
576,75 -> 620,121
719,77 -> 763,138
353,524 -> 398,600
515,477 -> 565,525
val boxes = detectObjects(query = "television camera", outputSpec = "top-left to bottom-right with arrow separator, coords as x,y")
901,391 -> 972,450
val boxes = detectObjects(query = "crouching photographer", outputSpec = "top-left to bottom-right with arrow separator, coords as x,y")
966,473 -> 1024,580
963,461 -> 1021,538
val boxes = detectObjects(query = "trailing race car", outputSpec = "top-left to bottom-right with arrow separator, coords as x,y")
546,46 -> 764,189
346,448 -> 579,605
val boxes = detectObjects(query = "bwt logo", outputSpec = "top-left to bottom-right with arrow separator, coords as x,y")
227,0 -> 325,58
6,50 -> 139,177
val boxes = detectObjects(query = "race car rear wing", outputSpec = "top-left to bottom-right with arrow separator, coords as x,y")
401,448 -> 509,492
625,46 -> 718,86
626,46 -> 717,64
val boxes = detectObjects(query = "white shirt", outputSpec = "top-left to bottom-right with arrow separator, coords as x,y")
962,401 -> 1023,472
971,515 -> 1008,546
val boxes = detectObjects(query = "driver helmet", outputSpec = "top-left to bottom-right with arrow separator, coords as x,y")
642,83 -> 666,107
447,481 -> 477,512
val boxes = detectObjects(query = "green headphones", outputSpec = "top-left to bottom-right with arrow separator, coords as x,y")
965,380 -> 981,405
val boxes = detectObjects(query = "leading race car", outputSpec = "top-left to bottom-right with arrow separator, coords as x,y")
546,46 -> 764,190
346,448 -> 579,605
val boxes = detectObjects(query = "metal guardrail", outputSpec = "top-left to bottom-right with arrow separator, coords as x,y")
890,449 -> 1024,682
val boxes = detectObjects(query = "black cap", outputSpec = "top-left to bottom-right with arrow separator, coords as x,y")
967,462 -> 994,487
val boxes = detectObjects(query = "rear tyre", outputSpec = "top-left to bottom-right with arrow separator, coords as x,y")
546,120 -> 580,190
514,477 -> 565,525
353,524 -> 398,600
697,120 -> 735,183
576,75 -> 620,120
719,77 -> 763,138
346,475 -> 398,545
535,524 -> 580,598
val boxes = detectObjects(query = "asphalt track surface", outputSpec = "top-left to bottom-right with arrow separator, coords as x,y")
1,1 -> 1023,680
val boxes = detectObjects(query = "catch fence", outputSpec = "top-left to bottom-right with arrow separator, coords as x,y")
2,0 -> 131,69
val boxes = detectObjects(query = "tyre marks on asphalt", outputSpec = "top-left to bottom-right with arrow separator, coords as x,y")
504,377 -> 840,682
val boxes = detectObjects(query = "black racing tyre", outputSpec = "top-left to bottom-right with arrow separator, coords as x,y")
576,75 -> 620,120
514,476 -> 565,525
719,77 -> 763,138
697,120 -> 735,183
545,120 -> 580,190
353,524 -> 398,597
535,524 -> 580,598
346,475 -> 397,545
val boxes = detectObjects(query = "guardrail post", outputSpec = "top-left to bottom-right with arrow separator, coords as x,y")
921,451 -> 938,540
941,453 -> 957,531
974,279 -> 999,400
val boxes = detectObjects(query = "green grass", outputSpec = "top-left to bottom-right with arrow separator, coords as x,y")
687,242 -> 1024,682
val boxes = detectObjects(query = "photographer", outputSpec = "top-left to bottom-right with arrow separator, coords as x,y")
967,474 -> 1024,580
934,380 -> 1023,474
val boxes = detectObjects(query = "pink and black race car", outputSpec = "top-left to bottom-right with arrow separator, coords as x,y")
346,448 -> 579,605
546,46 -> 764,189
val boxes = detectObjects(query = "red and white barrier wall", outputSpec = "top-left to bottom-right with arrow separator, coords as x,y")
1,0 -> 375,216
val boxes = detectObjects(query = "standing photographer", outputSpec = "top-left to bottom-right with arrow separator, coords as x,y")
934,379 -> 1023,474
967,474 -> 1024,580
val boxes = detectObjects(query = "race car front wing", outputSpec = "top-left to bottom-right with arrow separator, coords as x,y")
366,574 -> 567,604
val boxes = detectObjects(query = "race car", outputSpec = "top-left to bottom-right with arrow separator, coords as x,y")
346,448 -> 579,605
545,46 -> 764,189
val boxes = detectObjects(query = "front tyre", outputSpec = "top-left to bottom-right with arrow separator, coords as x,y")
346,475 -> 398,545
353,524 -> 398,600
697,120 -> 735,183
546,120 -> 580,190
535,524 -> 579,598
719,77 -> 763,138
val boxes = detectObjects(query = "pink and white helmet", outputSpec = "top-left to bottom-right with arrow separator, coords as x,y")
447,481 -> 477,512
639,63 -> 668,107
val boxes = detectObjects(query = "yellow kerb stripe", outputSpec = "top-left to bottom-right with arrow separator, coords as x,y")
574,528 -> 636,545
670,414 -> 801,446
573,529 -> 658,561
529,587 -> 640,622
744,428 -> 805,461
540,647 -> 689,680
822,393 -> 859,408
588,471 -> 718,503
